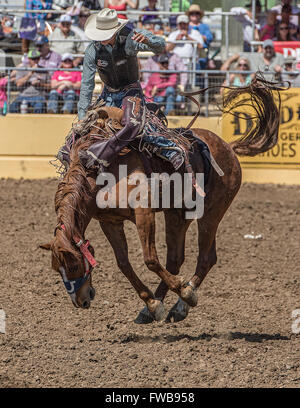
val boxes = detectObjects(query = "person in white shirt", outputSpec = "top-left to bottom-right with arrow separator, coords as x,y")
166,14 -> 204,66
231,0 -> 265,52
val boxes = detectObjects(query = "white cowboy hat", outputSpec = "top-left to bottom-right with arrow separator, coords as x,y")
84,8 -> 128,41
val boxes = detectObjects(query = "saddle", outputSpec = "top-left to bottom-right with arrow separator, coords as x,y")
87,105 -> 214,189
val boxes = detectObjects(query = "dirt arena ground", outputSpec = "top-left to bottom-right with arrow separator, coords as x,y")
0,179 -> 299,388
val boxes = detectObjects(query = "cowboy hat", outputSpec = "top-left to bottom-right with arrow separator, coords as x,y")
187,4 -> 204,19
84,8 -> 128,41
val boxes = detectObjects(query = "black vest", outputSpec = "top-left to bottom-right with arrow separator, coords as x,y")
95,26 -> 139,90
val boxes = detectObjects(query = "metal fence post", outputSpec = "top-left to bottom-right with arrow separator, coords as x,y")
204,71 -> 209,117
7,69 -> 11,113
225,14 -> 229,60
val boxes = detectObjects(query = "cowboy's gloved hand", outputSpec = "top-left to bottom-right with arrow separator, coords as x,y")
132,31 -> 149,44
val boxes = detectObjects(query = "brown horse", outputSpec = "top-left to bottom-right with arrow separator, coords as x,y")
40,76 -> 281,323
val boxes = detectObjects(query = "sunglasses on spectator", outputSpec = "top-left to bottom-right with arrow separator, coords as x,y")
238,63 -> 248,67
63,59 -> 73,63
190,12 -> 201,15
285,63 -> 293,67
61,22 -> 71,27
280,26 -> 289,30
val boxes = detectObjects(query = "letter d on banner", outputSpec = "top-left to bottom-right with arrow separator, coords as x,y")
0,309 -> 5,334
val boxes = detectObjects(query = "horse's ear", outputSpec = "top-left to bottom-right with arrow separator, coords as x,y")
39,243 -> 52,251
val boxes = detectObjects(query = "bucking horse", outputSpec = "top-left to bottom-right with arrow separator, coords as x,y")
40,75 -> 282,323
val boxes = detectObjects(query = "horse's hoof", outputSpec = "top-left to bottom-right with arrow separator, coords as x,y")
134,306 -> 154,325
180,284 -> 198,307
147,299 -> 165,322
165,298 -> 190,323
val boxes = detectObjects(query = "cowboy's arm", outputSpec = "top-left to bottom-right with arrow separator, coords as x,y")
77,43 -> 96,120
126,29 -> 165,55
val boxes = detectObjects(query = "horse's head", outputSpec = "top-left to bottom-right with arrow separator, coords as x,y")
40,227 -> 97,309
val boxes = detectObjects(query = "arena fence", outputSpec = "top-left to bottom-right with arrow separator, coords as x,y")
0,66 -> 297,117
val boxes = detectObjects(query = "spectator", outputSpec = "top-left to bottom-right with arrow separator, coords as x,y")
220,54 -> 254,93
274,21 -> 297,41
230,0 -> 264,52
22,35 -> 62,94
142,52 -> 188,93
188,4 -> 213,50
139,0 -> 159,27
71,6 -> 91,50
104,0 -> 139,20
10,50 -> 47,114
272,0 -> 300,27
0,71 -> 8,115
166,15 -> 204,67
276,4 -> 300,40
48,53 -> 82,114
82,0 -> 102,10
49,14 -> 84,66
252,39 -> 284,81
144,54 -> 177,115
25,0 -> 53,22
260,11 -> 277,41
34,35 -> 62,70
281,56 -> 300,86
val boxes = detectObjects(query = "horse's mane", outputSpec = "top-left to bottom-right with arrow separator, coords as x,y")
53,133 -> 100,260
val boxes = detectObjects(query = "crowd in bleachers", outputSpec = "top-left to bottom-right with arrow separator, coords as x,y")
0,0 -> 300,115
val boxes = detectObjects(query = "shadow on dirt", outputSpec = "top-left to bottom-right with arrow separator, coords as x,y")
113,332 -> 290,345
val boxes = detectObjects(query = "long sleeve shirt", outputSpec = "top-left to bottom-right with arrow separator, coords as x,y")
230,7 -> 265,44
78,29 -> 165,119
144,73 -> 177,99
191,23 -> 213,48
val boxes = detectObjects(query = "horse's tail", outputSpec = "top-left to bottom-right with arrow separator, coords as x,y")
223,74 -> 285,157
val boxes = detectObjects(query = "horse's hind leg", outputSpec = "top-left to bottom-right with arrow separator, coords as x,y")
135,210 -> 191,324
166,217 -> 218,323
135,208 -> 197,307
99,221 -> 165,322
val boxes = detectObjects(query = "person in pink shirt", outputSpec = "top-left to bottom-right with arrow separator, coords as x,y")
0,72 -> 8,115
260,11 -> 276,41
47,53 -> 82,114
144,54 -> 177,115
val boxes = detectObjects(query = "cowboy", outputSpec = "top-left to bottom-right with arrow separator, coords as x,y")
58,8 -> 172,171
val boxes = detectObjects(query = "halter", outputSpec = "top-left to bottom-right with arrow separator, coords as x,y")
55,224 -> 98,298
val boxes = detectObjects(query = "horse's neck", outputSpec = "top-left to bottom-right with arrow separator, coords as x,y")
56,170 -> 95,238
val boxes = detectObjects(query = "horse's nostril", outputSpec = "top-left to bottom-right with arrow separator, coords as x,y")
82,300 -> 90,309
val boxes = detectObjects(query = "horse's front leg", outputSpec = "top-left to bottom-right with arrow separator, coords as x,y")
135,208 -> 197,308
99,221 -> 165,322
135,209 -> 192,324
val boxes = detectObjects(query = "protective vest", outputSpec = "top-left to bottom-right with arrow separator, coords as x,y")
95,26 -> 139,90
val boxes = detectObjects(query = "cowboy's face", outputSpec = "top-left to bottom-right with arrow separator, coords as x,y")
100,33 -> 117,46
